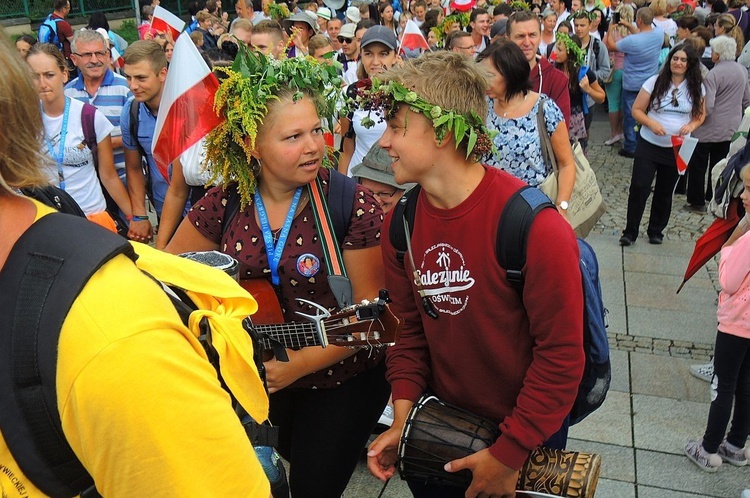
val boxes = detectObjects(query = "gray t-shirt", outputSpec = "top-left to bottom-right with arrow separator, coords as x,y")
617,28 -> 664,92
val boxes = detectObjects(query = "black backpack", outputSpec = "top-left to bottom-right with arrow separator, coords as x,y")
0,214 -> 274,497
20,186 -> 86,217
390,185 -> 611,425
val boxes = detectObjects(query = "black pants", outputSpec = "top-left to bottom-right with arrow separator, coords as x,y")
268,361 -> 390,498
702,331 -> 750,453
686,141 -> 730,207
623,138 -> 680,241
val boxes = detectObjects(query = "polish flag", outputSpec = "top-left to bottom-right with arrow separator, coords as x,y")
671,135 -> 698,175
398,19 -> 431,53
111,46 -> 124,68
152,6 -> 185,40
152,32 -> 223,181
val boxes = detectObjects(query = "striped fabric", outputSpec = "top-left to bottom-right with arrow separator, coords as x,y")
65,69 -> 132,177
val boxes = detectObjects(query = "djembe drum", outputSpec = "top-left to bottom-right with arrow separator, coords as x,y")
398,395 -> 601,498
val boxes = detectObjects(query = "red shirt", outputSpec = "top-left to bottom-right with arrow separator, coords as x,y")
51,12 -> 74,59
383,167 -> 584,470
530,57 -> 572,129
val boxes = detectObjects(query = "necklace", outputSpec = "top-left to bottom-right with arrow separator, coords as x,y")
499,94 -> 529,118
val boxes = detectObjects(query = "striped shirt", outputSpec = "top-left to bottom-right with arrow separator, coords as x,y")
65,70 -> 132,177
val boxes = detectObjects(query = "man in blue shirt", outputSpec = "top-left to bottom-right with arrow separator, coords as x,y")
120,41 -> 169,243
66,30 -> 132,183
606,7 -> 664,157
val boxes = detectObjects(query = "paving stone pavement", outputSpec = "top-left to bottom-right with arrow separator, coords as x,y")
337,109 -> 750,497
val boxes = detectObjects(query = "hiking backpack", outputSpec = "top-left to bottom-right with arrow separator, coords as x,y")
390,185 -> 611,426
0,214 -> 274,497
38,15 -> 64,50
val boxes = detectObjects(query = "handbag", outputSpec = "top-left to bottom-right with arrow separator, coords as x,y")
536,97 -> 607,238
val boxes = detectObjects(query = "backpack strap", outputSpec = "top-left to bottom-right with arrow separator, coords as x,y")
129,98 -> 147,159
81,102 -> 99,172
496,186 -> 556,290
327,169 -> 356,244
389,185 -> 421,265
0,214 -> 134,497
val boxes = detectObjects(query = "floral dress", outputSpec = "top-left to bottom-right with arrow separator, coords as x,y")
485,95 -> 565,187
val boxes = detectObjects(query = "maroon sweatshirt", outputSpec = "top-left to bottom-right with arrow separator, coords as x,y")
383,167 -> 584,470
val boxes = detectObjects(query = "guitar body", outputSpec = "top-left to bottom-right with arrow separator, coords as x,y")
240,278 -> 285,325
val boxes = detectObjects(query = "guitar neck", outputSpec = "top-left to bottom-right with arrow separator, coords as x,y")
255,322 -> 324,350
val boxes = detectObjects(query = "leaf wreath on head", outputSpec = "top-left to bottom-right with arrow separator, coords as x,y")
555,32 -> 586,67
354,79 -> 498,162
431,13 -> 470,48
205,45 -> 343,208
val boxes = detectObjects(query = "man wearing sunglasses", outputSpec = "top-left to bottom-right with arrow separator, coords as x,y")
336,23 -> 360,84
66,29 -> 132,188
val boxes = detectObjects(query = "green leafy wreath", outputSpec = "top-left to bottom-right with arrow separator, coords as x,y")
555,32 -> 586,67
430,13 -> 470,48
205,47 -> 343,207
355,79 -> 497,162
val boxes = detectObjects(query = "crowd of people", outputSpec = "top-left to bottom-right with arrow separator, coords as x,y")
2,0 -> 750,495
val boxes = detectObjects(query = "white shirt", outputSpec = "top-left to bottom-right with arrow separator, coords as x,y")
348,109 -> 386,176
639,75 -> 705,147
42,98 -> 114,215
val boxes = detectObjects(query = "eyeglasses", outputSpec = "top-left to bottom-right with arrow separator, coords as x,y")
454,44 -> 475,51
671,88 -> 679,107
73,49 -> 110,60
371,189 -> 399,199
338,37 -> 353,43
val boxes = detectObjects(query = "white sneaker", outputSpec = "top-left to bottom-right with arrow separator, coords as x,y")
377,405 -> 394,427
690,361 -> 714,382
684,439 -> 723,472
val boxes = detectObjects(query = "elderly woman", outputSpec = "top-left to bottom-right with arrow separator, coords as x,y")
686,35 -> 750,212
540,9 -> 558,57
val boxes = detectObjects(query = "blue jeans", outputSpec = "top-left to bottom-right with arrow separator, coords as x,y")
622,89 -> 640,154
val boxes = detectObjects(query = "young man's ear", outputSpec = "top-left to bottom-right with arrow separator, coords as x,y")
434,130 -> 453,149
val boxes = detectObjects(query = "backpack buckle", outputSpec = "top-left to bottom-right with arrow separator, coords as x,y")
506,269 -> 523,285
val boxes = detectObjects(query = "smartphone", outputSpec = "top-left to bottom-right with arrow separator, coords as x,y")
612,12 -> 621,24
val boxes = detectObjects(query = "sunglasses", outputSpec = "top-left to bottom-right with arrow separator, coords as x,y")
671,88 -> 679,107
338,37 -> 353,43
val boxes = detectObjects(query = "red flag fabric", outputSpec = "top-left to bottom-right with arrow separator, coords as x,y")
111,46 -> 124,69
677,197 -> 743,293
399,19 -> 430,52
671,135 -> 698,175
152,6 -> 185,40
152,32 -> 223,181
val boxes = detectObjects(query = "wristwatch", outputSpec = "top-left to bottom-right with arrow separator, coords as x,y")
558,201 -> 570,210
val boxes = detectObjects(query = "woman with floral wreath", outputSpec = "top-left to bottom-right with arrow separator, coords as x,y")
166,50 -> 389,498
553,32 -> 606,152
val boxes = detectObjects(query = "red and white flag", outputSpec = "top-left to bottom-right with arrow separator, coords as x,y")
152,32 -> 223,181
398,19 -> 431,53
111,46 -> 124,68
152,5 -> 185,40
671,135 -> 698,175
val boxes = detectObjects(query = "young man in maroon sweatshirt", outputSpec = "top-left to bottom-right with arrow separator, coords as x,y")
366,51 -> 585,498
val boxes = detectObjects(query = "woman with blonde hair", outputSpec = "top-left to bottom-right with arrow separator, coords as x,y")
715,13 -> 745,58
651,0 -> 677,43
25,43 -> 132,231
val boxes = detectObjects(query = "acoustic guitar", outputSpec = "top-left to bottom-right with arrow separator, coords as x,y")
240,279 -> 403,360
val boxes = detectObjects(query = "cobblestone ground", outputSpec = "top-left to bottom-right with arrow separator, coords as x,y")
587,118 -> 720,360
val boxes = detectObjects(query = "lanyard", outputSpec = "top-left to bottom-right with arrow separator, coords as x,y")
44,97 -> 71,191
254,187 -> 302,286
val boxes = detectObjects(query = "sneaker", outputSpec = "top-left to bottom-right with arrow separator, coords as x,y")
377,405 -> 394,427
604,133 -> 624,146
689,361 -> 714,382
718,439 -> 748,466
684,440 -> 723,472
618,148 -> 635,158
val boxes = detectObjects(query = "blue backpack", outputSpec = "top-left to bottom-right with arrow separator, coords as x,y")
38,14 -> 64,49
390,185 -> 611,425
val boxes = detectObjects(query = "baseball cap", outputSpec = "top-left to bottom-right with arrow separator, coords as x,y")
351,143 -> 417,191
346,5 -> 362,23
359,25 -> 398,50
490,19 -> 507,38
338,22 -> 357,39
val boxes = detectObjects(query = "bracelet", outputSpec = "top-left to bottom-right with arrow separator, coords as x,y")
131,215 -> 150,222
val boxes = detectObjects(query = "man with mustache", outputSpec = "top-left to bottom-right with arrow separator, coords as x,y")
66,29 -> 132,186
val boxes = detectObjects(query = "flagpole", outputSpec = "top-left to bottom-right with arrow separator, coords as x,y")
133,0 -> 141,25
